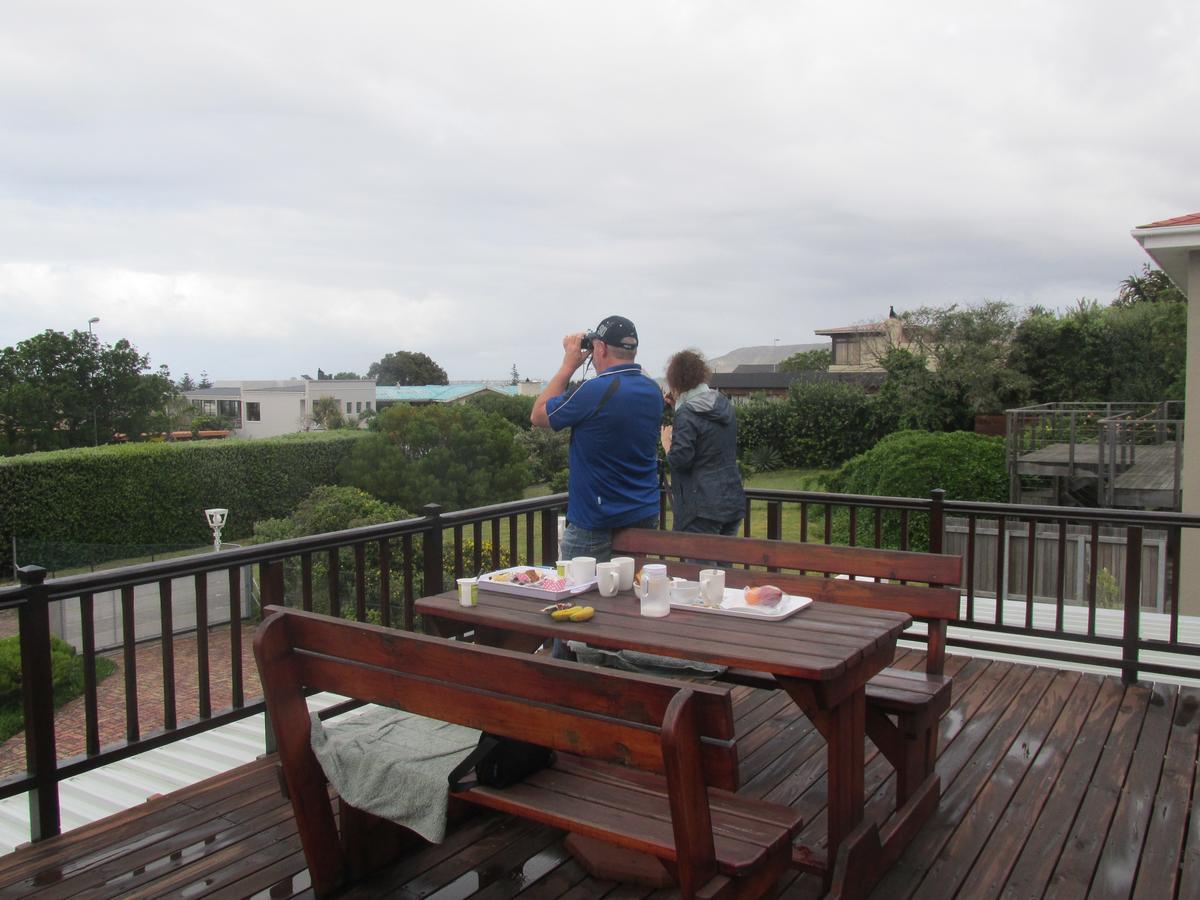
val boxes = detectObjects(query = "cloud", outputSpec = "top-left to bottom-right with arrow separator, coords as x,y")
1,1 -> 1196,382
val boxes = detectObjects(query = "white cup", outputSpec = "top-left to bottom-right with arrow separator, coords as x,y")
569,556 -> 597,585
699,569 -> 725,608
595,562 -> 620,597
457,577 -> 478,607
636,563 -> 670,617
611,556 -> 635,592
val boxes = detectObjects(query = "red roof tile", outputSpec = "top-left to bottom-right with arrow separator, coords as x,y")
1137,212 -> 1200,228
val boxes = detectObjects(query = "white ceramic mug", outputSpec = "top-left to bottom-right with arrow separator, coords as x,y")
595,562 -> 620,597
699,569 -> 725,608
569,556 -> 597,585
636,563 -> 670,617
457,577 -> 478,607
611,556 -> 635,591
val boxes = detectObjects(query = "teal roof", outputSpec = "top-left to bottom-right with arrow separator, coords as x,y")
375,383 -> 519,403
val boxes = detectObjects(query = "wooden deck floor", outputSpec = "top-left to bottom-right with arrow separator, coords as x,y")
1,649 -> 1198,899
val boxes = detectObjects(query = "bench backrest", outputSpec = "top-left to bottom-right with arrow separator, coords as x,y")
611,529 -> 963,675
255,606 -> 738,787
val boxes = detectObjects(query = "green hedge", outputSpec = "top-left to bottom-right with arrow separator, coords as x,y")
736,382 -> 887,470
1,432 -> 369,574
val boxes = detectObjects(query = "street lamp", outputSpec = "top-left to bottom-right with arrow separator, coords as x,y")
204,508 -> 229,552
88,318 -> 100,445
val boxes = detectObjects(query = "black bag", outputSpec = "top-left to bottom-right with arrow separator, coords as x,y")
448,732 -> 556,791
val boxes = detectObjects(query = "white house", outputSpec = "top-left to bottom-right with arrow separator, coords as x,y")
184,379 -> 378,438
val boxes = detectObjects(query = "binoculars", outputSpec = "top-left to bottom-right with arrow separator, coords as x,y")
580,333 -> 595,351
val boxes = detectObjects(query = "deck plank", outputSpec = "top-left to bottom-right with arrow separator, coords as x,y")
1,657 -> 1198,899
1133,686 -> 1200,900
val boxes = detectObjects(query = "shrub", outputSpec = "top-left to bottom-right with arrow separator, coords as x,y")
0,635 -> 117,742
0,432 -> 369,574
467,393 -> 536,430
829,430 -> 1007,549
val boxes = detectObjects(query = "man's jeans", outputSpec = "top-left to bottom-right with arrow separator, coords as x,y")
553,515 -> 658,659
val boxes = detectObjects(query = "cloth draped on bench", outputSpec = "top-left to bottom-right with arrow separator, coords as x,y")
310,707 -> 480,843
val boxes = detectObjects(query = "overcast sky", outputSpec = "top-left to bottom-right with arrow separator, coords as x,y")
1,2 -> 1196,384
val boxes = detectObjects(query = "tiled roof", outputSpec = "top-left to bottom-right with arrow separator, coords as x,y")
1137,213 -> 1200,229
813,322 -> 887,336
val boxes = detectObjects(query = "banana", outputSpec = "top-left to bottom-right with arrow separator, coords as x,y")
568,606 -> 595,622
550,607 -> 576,621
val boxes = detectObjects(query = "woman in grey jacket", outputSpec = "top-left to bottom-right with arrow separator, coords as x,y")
660,350 -> 746,534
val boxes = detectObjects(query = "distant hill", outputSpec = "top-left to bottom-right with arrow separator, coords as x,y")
707,342 -> 829,373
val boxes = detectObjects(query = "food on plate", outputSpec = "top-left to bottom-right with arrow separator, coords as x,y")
568,606 -> 595,622
538,576 -> 568,592
744,585 -> 785,608
490,571 -> 514,583
512,568 -> 544,585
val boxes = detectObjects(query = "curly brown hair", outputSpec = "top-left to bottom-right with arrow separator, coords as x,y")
665,349 -> 711,396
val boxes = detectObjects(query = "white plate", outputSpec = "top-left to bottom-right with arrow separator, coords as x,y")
477,566 -> 597,601
670,587 -> 813,620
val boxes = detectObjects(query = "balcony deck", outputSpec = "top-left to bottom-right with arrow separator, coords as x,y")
1,648 -> 1198,899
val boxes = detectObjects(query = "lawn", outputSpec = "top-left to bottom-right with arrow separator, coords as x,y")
515,468 -> 836,553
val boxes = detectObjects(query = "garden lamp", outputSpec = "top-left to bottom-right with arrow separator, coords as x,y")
204,508 -> 229,552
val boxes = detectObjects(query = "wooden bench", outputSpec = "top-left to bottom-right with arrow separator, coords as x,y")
611,529 -> 962,813
254,605 -> 802,898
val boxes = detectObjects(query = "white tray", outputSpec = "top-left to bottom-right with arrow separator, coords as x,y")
670,588 -> 813,620
477,566 -> 597,601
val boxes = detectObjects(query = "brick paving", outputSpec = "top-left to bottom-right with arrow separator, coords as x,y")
0,621 -> 262,779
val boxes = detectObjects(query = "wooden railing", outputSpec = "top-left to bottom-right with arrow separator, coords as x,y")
3,487 -> 1200,846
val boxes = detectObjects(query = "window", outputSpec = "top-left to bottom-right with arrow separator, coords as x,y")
345,401 -> 352,414
247,402 -> 261,422
831,335 -> 862,366
356,401 -> 362,413
366,401 -> 372,411
217,399 -> 241,419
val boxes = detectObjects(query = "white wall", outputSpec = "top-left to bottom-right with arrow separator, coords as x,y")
240,389 -> 306,438
1180,251 -> 1200,613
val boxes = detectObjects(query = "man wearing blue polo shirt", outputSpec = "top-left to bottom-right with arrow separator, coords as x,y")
531,315 -> 663,565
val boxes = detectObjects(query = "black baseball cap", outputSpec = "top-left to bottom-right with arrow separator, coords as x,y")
589,315 -> 638,350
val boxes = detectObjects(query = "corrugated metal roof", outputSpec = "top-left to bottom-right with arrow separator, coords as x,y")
0,694 -> 344,855
376,383 -> 518,402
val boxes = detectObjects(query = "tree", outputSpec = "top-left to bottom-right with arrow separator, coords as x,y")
510,364 -> 520,386
777,348 -> 831,373
466,392 -> 535,430
886,302 -> 1032,429
197,371 -> 213,389
309,396 -> 346,430
367,351 -> 448,386
334,371 -> 360,380
1010,300 -> 1185,403
176,373 -> 196,391
340,403 -> 530,511
0,329 -> 174,454
1116,263 -> 1186,307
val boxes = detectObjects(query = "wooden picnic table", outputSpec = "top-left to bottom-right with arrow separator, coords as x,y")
416,578 -> 910,885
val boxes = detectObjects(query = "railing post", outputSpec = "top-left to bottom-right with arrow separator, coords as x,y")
422,504 -> 444,597
260,559 -> 285,610
929,489 -> 945,556
1121,526 -> 1143,685
17,565 -> 60,842
539,507 -> 558,566
766,501 -> 782,542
